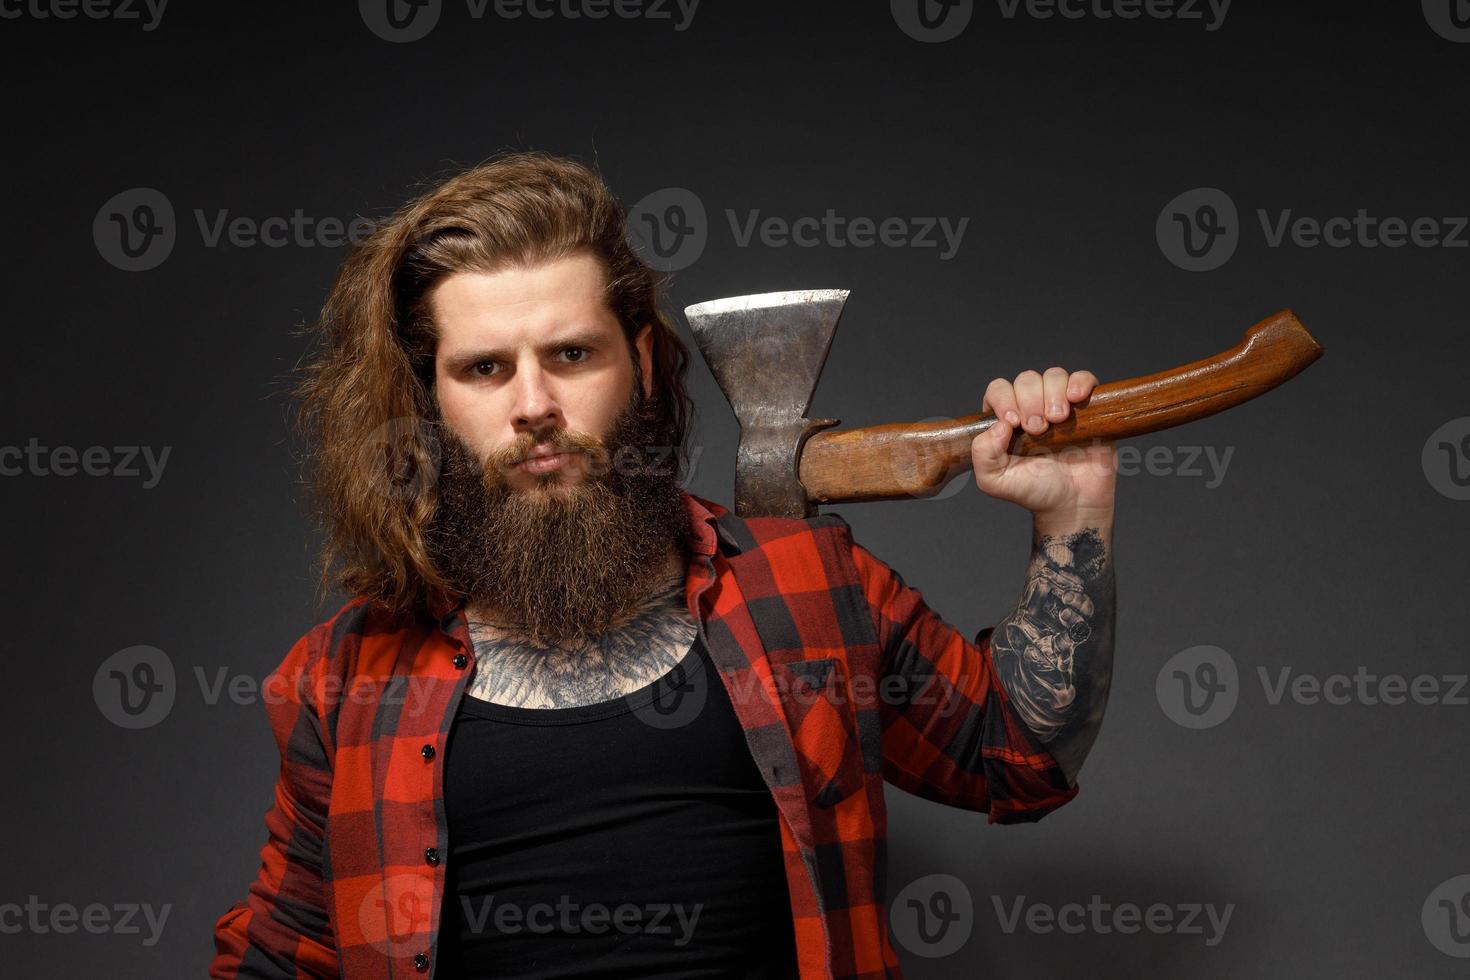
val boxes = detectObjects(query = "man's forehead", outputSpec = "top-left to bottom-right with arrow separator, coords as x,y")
430,267 -> 622,354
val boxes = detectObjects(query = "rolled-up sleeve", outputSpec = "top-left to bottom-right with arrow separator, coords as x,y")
847,531 -> 1079,824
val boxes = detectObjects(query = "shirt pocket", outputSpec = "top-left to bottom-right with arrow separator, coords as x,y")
770,656 -> 867,808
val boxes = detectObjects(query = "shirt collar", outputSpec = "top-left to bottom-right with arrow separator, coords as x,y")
426,488 -> 732,625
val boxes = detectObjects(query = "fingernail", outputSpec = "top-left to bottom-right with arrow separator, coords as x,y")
1006,410 -> 1020,425
1050,401 -> 1064,416
1068,385 -> 1081,398
1027,415 -> 1043,430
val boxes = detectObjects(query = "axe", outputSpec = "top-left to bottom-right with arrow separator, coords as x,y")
684,290 -> 1324,518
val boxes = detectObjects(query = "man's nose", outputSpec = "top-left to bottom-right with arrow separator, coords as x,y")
508,362 -> 562,432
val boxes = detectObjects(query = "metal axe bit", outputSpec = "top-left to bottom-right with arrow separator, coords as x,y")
685,289 -> 1324,519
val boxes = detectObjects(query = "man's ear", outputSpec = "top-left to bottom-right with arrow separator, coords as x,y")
633,323 -> 655,400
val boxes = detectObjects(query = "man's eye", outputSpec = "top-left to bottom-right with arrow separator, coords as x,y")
467,347 -> 590,377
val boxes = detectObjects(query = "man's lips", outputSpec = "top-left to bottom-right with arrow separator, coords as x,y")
515,445 -> 578,461
513,449 -> 580,473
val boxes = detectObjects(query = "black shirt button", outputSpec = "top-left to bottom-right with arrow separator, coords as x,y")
420,744 -> 435,760
413,951 -> 429,971
425,847 -> 440,866
452,653 -> 468,669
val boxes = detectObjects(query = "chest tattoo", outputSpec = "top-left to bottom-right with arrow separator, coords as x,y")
462,581 -> 700,709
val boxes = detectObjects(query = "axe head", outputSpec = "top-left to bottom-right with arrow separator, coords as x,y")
684,289 -> 848,518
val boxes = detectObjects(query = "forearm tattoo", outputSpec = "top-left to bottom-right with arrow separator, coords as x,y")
990,527 -> 1115,784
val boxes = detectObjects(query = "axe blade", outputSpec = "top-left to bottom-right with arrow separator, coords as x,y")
684,289 -> 849,519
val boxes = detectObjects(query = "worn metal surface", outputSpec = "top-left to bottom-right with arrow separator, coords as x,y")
684,289 -> 848,518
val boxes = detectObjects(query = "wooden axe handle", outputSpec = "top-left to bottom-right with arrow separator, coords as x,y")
797,309 -> 1324,505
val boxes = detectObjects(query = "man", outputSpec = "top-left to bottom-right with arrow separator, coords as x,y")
211,151 -> 1116,979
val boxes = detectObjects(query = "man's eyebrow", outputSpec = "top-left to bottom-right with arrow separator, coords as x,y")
441,330 -> 612,366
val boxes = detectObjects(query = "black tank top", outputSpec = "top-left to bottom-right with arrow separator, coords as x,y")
436,633 -> 801,979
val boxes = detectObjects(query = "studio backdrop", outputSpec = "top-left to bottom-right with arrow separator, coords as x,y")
1,2 -> 1466,978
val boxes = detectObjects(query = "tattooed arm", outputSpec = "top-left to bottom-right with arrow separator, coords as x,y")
989,516 -> 1115,787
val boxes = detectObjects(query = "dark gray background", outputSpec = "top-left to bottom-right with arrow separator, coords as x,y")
2,1 -> 1467,977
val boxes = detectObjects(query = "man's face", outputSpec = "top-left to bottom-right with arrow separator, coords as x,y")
423,251 -> 689,647
431,250 -> 654,492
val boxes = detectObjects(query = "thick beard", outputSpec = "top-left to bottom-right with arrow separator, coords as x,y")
426,382 -> 691,648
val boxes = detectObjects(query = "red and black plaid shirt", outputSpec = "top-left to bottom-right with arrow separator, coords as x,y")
211,490 -> 1078,979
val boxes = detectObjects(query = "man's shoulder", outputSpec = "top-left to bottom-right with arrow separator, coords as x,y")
724,509 -> 855,555
276,595 -> 435,682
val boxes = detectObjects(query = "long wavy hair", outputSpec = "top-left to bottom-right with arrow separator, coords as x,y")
292,150 -> 697,619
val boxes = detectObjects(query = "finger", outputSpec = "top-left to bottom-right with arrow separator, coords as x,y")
1044,629 -> 1078,664
1036,567 -> 1095,617
1043,367 -> 1071,422
1037,563 -> 1087,591
1052,585 -> 1096,619
1067,370 -> 1099,402
972,416 -> 1014,479
1055,605 -> 1094,635
1013,370 -> 1045,434
983,377 -> 1021,427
